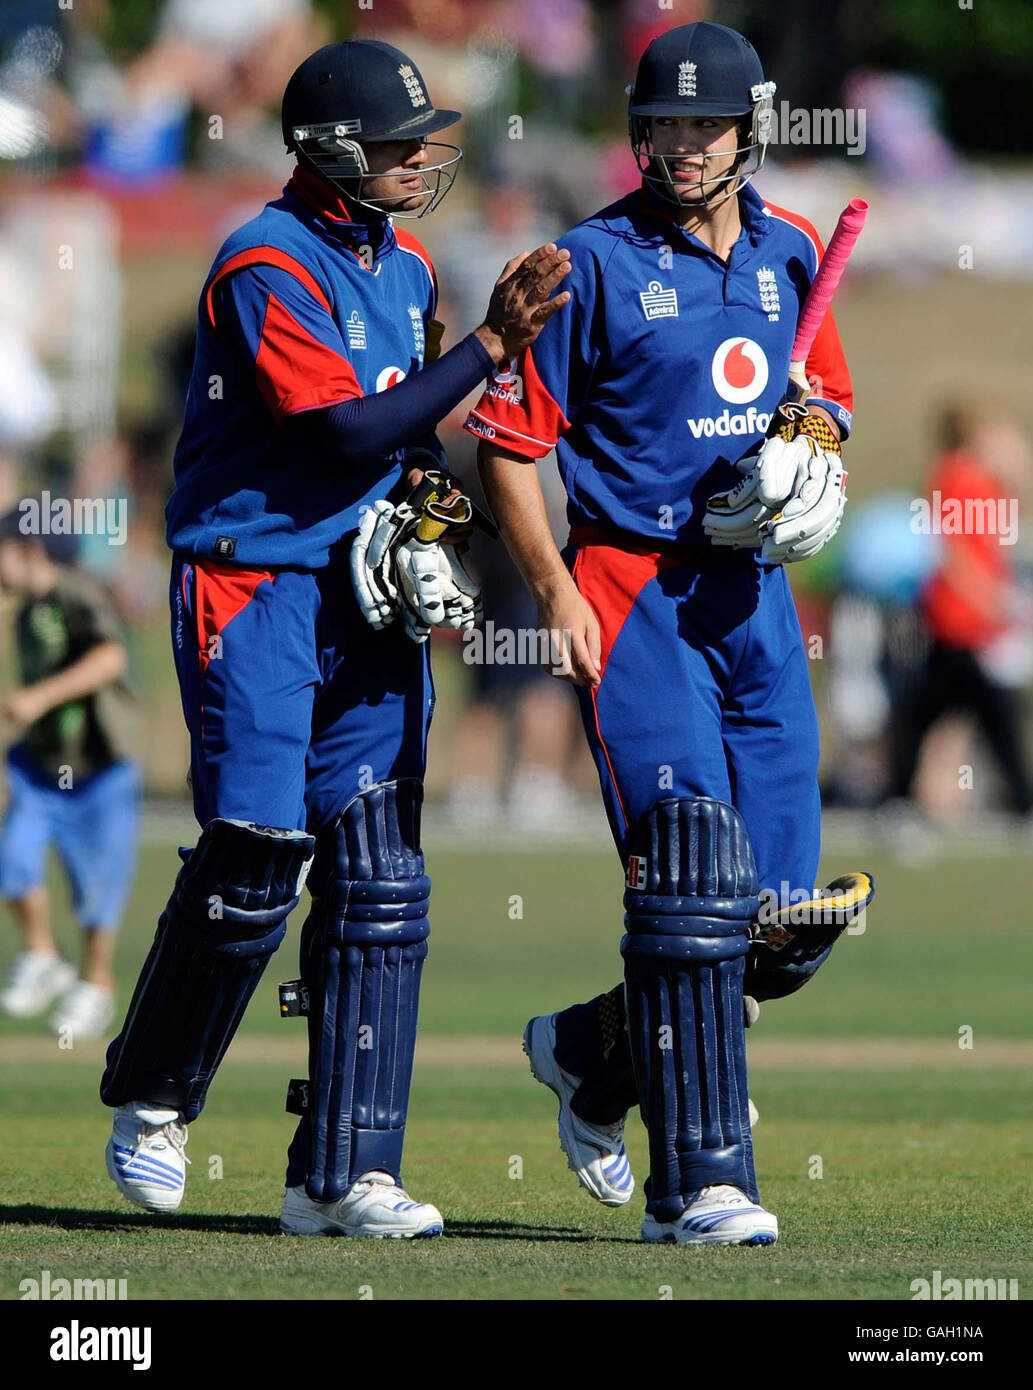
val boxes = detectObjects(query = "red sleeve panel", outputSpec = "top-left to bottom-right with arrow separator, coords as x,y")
464,346 -> 571,459
208,250 -> 362,425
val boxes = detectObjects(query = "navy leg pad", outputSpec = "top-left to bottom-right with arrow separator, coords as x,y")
288,780 -> 430,1202
621,797 -> 760,1221
101,820 -> 314,1119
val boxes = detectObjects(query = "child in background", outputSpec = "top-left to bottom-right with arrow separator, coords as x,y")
0,507 -> 141,1039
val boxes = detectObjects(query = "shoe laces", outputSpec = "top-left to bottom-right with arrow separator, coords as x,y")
698,1184 -> 746,1205
139,1120 -> 191,1165
354,1169 -> 405,1198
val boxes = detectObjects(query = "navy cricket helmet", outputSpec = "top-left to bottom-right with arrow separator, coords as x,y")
282,40 -> 462,219
627,22 -> 776,209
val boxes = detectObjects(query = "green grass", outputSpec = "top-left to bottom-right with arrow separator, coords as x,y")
1,844 -> 1031,1300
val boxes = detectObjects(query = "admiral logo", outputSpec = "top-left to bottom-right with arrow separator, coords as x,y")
626,856 -> 647,891
639,281 -> 678,321
346,310 -> 367,350
711,337 -> 769,404
375,366 -> 407,391
677,61 -> 697,97
398,64 -> 427,109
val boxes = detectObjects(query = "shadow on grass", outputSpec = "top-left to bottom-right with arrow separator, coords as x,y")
432,1220 -> 636,1244
0,1205 -> 279,1236
1,1206 -> 636,1244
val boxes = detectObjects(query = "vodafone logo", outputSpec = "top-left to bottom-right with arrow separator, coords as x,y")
488,356 -> 524,404
711,338 -> 768,405
376,366 -> 407,391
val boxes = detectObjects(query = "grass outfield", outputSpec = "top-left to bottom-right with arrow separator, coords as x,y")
1,842 -> 1032,1300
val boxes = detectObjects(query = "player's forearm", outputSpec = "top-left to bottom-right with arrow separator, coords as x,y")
477,444 -> 571,601
28,641 -> 127,712
302,333 -> 496,462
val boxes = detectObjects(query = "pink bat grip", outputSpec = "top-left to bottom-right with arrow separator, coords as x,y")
790,197 -> 869,365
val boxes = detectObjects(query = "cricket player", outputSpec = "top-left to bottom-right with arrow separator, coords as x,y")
100,39 -> 570,1237
469,22 -> 872,1245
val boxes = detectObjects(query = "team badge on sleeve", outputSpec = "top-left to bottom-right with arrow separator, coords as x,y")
625,855 -> 648,891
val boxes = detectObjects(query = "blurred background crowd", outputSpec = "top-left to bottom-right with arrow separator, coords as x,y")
2,0 -> 1032,844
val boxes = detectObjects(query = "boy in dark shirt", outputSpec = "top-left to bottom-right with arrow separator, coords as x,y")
0,508 -> 141,1040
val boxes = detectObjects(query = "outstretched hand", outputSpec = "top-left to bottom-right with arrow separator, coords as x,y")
477,243 -> 572,363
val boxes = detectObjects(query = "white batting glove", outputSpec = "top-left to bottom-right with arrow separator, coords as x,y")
702,449 -> 779,549
350,500 -> 400,629
705,409 -> 846,563
759,448 -> 847,563
395,539 -> 482,643
352,488 -> 484,645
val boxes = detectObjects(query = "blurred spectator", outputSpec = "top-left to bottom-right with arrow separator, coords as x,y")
822,490 -> 939,808
886,404 -> 1033,818
844,69 -> 959,183
0,506 -> 141,1040
503,0 -> 598,126
72,0 -> 325,185
0,216 -> 58,507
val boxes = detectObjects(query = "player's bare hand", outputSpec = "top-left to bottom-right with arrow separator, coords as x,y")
537,582 -> 601,688
476,244 -> 571,364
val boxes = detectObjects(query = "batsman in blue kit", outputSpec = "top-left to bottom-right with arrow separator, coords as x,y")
99,39 -> 571,1236
471,23 -> 873,1245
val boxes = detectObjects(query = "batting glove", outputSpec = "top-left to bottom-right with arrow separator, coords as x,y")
704,409 -> 847,563
351,476 -> 483,644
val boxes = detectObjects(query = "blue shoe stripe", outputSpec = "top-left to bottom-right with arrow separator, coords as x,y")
113,1146 -> 183,1180
117,1168 -> 182,1191
681,1207 -> 769,1234
114,1154 -> 183,1185
114,1156 -> 184,1188
604,1155 -> 631,1187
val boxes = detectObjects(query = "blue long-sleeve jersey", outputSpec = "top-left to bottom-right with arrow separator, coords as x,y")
465,182 -> 853,547
167,167 -> 488,569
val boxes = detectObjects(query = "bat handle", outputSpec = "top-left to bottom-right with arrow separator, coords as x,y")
787,360 -> 810,402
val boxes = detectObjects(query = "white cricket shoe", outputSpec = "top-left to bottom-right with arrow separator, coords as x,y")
49,981 -> 115,1041
523,1013 -> 634,1207
642,1184 -> 778,1246
0,950 -> 76,1018
106,1102 -> 189,1213
280,1172 -> 443,1238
